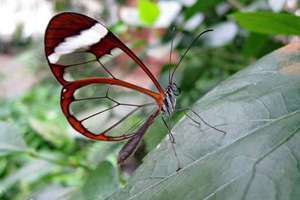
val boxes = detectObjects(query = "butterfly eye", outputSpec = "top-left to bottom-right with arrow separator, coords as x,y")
173,83 -> 181,96
174,87 -> 181,96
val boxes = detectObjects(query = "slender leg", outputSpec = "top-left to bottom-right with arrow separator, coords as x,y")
176,107 -> 226,135
162,117 -> 175,143
162,117 -> 182,171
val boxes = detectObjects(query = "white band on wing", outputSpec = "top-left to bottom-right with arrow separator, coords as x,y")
48,23 -> 108,64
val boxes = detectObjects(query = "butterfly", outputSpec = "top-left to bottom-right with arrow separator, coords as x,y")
44,12 -> 222,167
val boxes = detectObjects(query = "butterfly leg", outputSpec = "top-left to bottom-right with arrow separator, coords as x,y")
162,117 -> 182,171
162,117 -> 175,143
176,107 -> 226,135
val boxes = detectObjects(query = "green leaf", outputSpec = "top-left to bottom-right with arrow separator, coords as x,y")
0,122 -> 27,155
0,159 -> 56,193
86,143 -> 121,166
29,118 -> 70,147
232,12 -> 300,35
144,117 -> 166,152
107,43 -> 300,200
138,0 -> 160,25
29,184 -> 76,200
242,33 -> 270,57
71,161 -> 119,200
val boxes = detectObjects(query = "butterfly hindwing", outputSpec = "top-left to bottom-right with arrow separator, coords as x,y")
61,78 -> 158,141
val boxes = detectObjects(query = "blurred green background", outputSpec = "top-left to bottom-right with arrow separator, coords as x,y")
0,0 -> 299,199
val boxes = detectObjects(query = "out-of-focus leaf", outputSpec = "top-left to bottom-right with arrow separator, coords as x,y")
29,184 -> 76,200
71,161 -> 119,200
0,159 -> 56,193
29,118 -> 69,147
242,33 -> 282,58
232,12 -> 300,35
138,0 -> 160,25
86,142 -> 120,166
0,122 -> 27,155
107,43 -> 300,200
242,33 -> 269,57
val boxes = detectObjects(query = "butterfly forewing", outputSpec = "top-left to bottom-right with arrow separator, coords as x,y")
45,12 -> 163,94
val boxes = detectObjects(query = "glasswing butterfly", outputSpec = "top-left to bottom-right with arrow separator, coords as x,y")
44,12 -> 224,169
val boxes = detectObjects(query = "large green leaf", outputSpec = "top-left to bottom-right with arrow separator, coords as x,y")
107,43 -> 300,200
232,12 -> 300,35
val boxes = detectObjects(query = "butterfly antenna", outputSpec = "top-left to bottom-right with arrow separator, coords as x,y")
170,29 -> 213,83
169,27 -> 176,83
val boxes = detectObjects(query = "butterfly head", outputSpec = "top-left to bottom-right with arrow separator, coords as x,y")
169,82 -> 181,96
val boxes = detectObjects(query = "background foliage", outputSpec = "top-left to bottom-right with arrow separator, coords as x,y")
0,0 -> 299,199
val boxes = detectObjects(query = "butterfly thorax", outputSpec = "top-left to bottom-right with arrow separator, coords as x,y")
161,83 -> 180,118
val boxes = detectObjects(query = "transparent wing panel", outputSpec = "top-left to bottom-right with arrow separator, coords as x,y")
68,83 -> 157,138
53,45 -> 159,92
